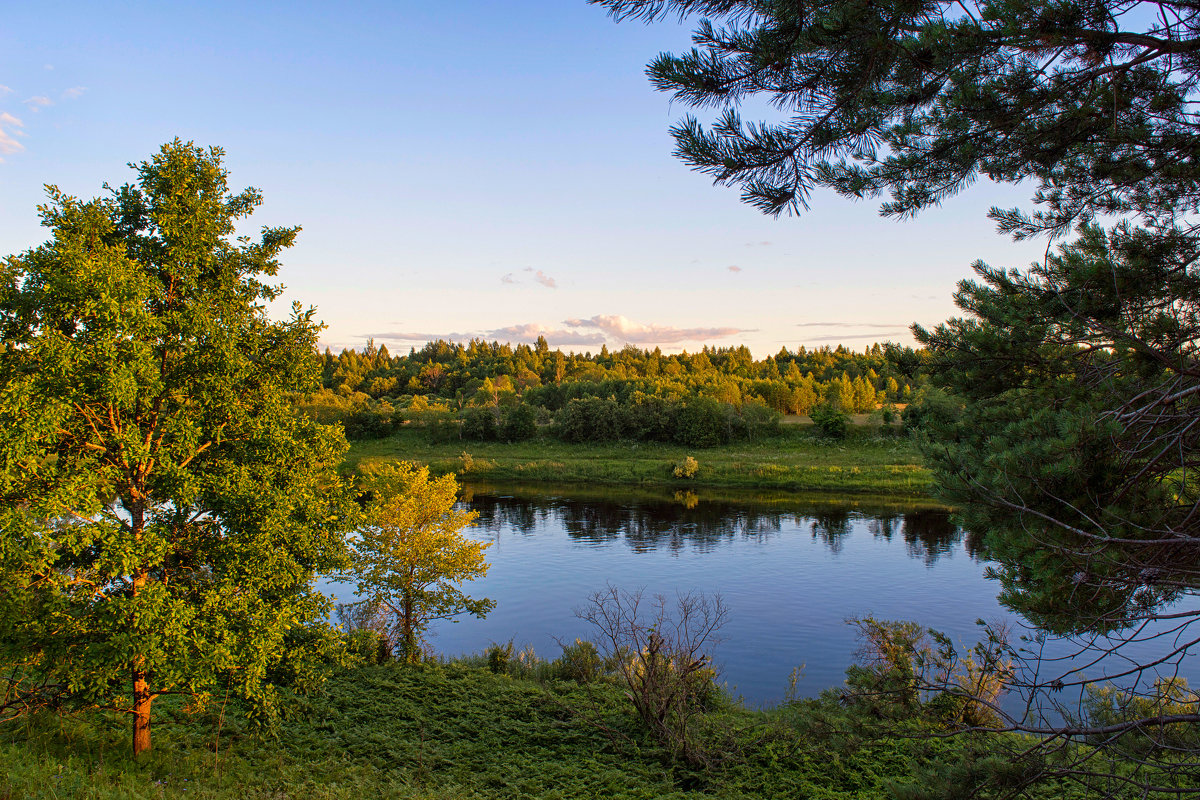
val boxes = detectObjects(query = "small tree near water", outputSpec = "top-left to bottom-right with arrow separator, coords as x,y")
577,585 -> 727,766
344,463 -> 493,663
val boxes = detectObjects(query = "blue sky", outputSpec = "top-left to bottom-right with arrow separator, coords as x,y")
1,1 -> 1049,356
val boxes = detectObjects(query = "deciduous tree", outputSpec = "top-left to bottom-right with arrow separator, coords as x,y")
344,463 -> 492,663
0,141 -> 350,756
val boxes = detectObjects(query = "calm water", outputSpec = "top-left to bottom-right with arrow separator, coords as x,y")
335,484 -> 1012,705
328,483 -> 1200,707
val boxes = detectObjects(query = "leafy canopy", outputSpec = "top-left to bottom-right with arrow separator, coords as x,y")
345,462 -> 493,664
0,141 -> 351,754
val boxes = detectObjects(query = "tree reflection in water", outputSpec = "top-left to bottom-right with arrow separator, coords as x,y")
460,485 -> 971,564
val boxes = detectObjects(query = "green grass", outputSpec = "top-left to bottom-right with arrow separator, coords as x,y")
0,661 -> 982,800
347,423 -> 932,497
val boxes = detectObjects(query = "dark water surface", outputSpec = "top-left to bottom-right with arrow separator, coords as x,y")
411,484 -> 1010,705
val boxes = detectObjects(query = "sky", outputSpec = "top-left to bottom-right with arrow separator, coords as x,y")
1,1 -> 1051,357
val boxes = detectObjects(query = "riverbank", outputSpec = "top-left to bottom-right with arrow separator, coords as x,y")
347,425 -> 933,496
0,660 -> 1024,800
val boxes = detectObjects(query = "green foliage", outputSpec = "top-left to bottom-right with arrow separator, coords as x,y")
671,396 -> 733,447
344,462 -> 493,664
499,402 -> 537,442
343,399 -> 402,440
810,402 -> 850,439
486,641 -> 514,674
899,388 -> 960,436
552,396 -> 624,442
460,405 -> 499,441
0,657 -> 1020,800
0,141 -> 351,755
554,638 -> 605,683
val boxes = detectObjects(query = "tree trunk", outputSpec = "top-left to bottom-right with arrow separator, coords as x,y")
403,591 -> 417,664
130,500 -> 152,756
132,665 -> 152,756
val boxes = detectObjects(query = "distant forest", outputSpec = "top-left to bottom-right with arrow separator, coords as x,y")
301,338 -> 926,445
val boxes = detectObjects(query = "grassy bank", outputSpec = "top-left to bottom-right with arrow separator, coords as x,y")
0,659 -> 1058,800
347,423 -> 932,496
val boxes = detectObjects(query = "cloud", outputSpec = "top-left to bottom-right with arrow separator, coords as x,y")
62,86 -> 87,100
361,324 -> 605,348
23,95 -> 52,112
500,273 -> 516,284
564,314 -> 747,345
0,85 -> 11,95
810,331 -> 910,342
727,265 -> 742,273
0,112 -> 26,160
796,321 -> 909,329
744,241 -> 772,246
486,324 -> 602,346
522,267 -> 557,288
44,64 -> 54,70
359,315 -> 749,349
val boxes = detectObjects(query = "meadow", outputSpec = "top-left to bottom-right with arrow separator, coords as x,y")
347,418 -> 932,497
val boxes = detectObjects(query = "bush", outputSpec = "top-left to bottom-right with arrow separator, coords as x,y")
344,401 -> 402,440
552,397 -> 624,443
577,586 -> 728,767
736,399 -> 782,441
461,406 -> 499,441
487,641 -> 514,674
554,639 -> 604,683
810,402 -> 850,438
900,387 -> 961,435
345,629 -> 391,665
500,403 -> 538,442
623,395 -> 674,441
671,397 -> 733,447
673,456 -> 699,479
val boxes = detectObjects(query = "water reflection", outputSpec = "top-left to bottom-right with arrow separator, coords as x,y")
463,484 -> 973,565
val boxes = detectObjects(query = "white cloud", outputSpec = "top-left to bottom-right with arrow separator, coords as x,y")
522,267 -> 557,288
0,112 -> 26,160
810,331 -> 909,342
361,324 -> 606,349
486,323 -> 602,346
564,314 -> 746,345
62,86 -> 87,100
24,95 -> 53,112
727,265 -> 742,273
0,85 -> 12,95
500,273 -> 516,284
796,321 -> 908,328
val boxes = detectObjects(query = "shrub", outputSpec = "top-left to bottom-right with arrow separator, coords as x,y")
900,386 -> 961,434
670,397 -> 733,447
500,403 -> 538,442
737,399 -> 782,441
460,406 -> 499,441
673,456 -> 699,479
552,397 -> 624,442
487,641 -> 514,674
554,639 -> 604,683
810,402 -> 850,438
344,400 -> 402,440
577,586 -> 728,767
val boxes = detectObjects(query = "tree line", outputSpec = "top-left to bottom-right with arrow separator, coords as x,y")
302,338 -> 922,442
